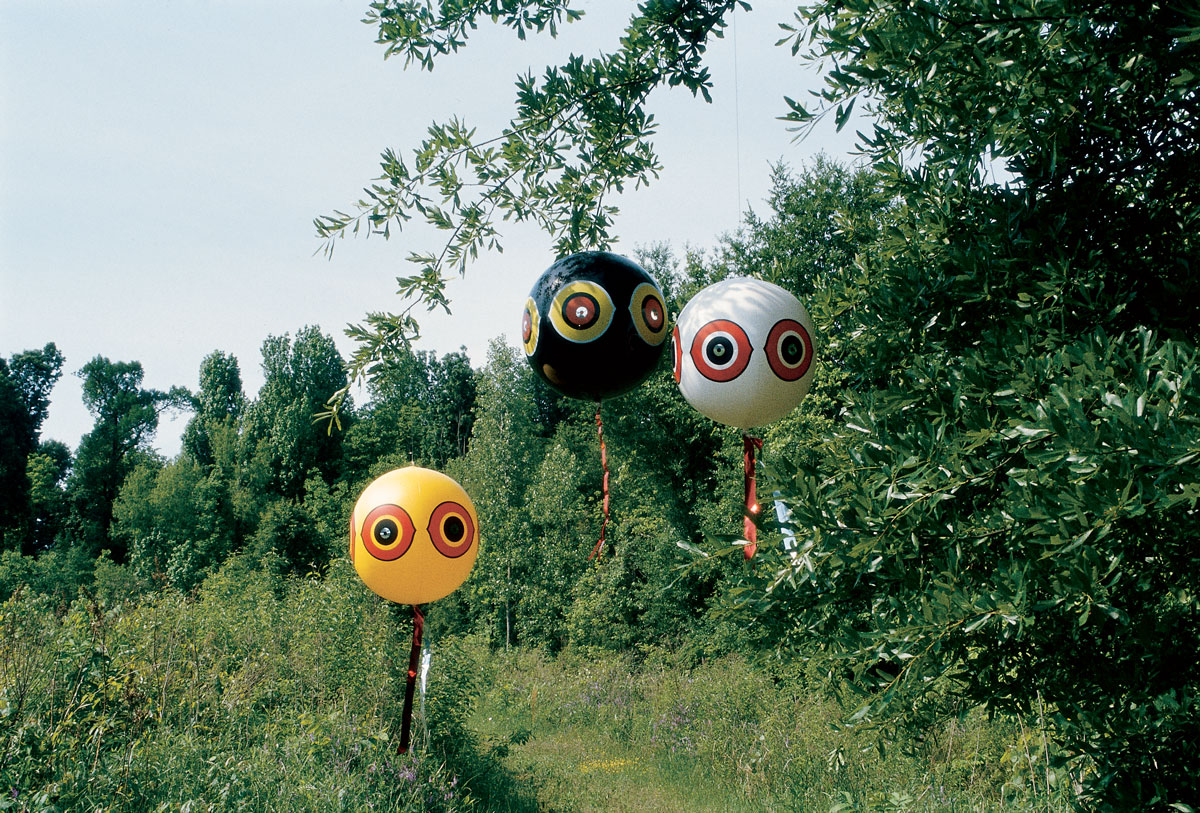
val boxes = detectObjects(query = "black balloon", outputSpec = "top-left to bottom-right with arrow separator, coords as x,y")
521,251 -> 668,401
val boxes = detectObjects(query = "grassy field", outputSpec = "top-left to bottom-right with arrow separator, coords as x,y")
1,560 -> 1075,811
463,647 -> 1074,812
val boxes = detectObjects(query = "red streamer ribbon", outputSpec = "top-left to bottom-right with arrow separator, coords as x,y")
589,404 -> 610,560
743,435 -> 763,560
398,603 -> 425,754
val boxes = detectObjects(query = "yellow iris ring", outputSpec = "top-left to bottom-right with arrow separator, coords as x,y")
429,502 -> 475,559
549,281 -> 614,343
629,282 -> 668,346
522,297 -> 540,356
350,467 -> 480,606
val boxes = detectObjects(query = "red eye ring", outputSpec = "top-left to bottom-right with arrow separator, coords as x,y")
360,504 -> 415,561
764,319 -> 814,382
672,325 -> 682,384
630,282 -> 668,346
522,297 -> 540,357
428,501 -> 475,559
642,297 -> 664,330
563,293 -> 600,328
689,319 -> 752,382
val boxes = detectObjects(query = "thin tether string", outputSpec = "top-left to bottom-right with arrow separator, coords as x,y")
589,403 -> 610,560
743,435 -> 762,560
398,604 -> 425,754
732,3 -> 743,217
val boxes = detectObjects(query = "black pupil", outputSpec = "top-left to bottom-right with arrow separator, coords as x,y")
706,336 -> 733,364
564,293 -> 599,328
781,335 -> 803,364
374,518 -> 398,544
443,516 -> 465,543
643,297 -> 662,329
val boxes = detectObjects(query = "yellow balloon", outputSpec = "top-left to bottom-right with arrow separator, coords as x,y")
349,466 -> 480,605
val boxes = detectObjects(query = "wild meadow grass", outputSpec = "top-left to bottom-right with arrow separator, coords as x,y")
472,647 -> 1074,812
2,557 -> 1073,811
0,556 -> 480,812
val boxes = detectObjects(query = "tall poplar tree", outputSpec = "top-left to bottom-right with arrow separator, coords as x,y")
68,357 -> 173,560
240,327 -> 350,502
181,351 -> 245,467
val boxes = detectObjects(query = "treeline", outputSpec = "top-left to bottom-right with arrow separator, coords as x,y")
5,142 -> 1198,806
0,158 -> 878,656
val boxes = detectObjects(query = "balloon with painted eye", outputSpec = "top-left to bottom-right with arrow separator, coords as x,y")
349,466 -> 479,606
521,251 -> 668,401
674,278 -> 816,561
349,465 -> 480,754
673,277 -> 816,429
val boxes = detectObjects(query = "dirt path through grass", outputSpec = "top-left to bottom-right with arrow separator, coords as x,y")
478,722 -> 767,813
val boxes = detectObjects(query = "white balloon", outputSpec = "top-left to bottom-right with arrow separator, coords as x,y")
673,277 -> 816,429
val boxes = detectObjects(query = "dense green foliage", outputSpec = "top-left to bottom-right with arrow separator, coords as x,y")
311,1 -> 1198,807
0,345 -> 63,555
4,0 -> 1198,807
0,558 -> 479,811
761,2 -> 1200,807
0,558 -> 1068,811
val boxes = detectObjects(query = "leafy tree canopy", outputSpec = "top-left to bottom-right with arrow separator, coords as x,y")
0,344 -> 64,545
318,0 -> 1199,806
69,356 -> 185,559
317,0 -> 749,417
182,350 -> 246,466
241,327 -> 351,500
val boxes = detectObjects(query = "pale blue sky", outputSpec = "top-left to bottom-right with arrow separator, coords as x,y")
1,0 -> 857,457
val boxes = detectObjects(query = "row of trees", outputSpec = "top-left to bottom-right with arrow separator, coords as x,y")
6,0 -> 1198,799
2,157 -> 879,652
0,329 -> 465,593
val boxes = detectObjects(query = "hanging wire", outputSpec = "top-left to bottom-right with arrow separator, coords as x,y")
732,4 -> 744,219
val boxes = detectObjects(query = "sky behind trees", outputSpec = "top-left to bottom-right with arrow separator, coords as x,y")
2,0 -> 857,456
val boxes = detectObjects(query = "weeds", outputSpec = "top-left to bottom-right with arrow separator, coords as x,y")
473,645 -> 1075,811
3,557 -> 1075,812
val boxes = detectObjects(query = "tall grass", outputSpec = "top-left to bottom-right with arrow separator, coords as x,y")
474,646 -> 1074,811
0,556 -> 481,811
2,559 -> 1073,811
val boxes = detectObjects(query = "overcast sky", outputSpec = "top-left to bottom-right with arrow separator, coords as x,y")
1,0 -> 859,458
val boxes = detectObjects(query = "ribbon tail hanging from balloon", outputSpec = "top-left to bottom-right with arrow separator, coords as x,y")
589,403 -> 611,561
743,435 -> 762,560
399,603 -> 425,754
520,252 -> 669,562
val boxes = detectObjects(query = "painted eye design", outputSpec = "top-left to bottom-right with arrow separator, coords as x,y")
690,319 -> 752,382
629,282 -> 668,346
361,503 -> 415,561
549,281 -> 614,343
672,325 -> 683,384
764,319 -> 814,382
522,297 -> 540,357
428,501 -> 476,559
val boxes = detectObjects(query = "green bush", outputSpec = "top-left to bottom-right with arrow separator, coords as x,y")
0,555 -> 487,811
0,545 -> 94,607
